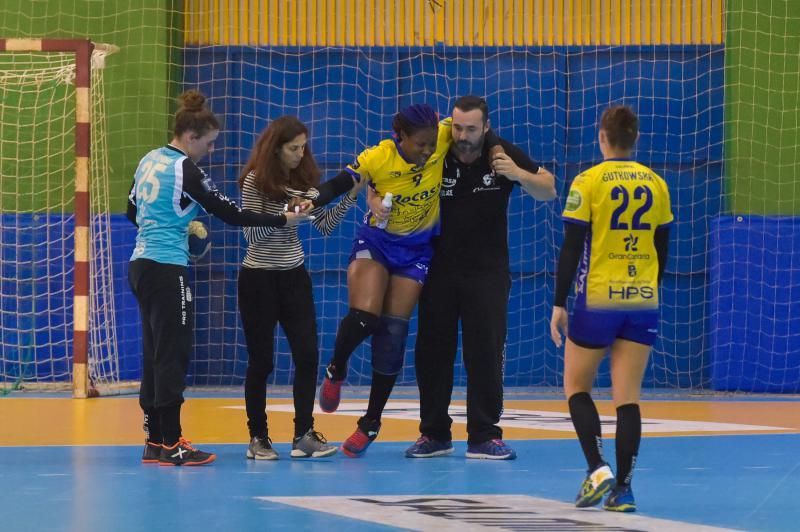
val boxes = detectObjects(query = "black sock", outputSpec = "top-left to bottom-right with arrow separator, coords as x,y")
143,408 -> 161,443
160,404 -> 182,446
331,309 -> 380,376
615,403 -> 641,487
365,372 -> 397,421
294,424 -> 310,440
568,392 -> 605,471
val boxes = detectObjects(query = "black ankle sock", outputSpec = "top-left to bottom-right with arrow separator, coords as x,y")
357,415 -> 381,433
365,372 -> 397,421
568,392 -> 605,471
143,408 -> 161,443
331,309 -> 380,374
615,403 -> 641,486
294,424 -> 311,440
160,404 -> 182,446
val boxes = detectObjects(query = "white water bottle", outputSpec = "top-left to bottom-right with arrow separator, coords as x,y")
376,192 -> 393,229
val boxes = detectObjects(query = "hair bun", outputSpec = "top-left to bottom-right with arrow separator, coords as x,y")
178,90 -> 206,112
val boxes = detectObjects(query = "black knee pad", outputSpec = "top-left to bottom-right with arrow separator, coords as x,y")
371,315 -> 409,375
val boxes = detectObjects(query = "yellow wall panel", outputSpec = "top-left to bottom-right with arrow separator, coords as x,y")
222,0 -> 230,45
622,0 -> 631,45
425,0 -> 436,45
582,0 -> 592,46
672,0 -> 682,44
643,0 -> 652,44
535,0 -> 544,46
592,0 -> 601,45
186,0 -> 723,46
544,0 -> 554,46
463,0 -> 473,47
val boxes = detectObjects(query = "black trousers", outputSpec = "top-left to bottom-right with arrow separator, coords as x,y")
238,266 -> 319,439
128,259 -> 192,417
415,265 -> 510,443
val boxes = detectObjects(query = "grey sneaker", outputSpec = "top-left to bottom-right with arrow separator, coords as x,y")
291,429 -> 338,458
246,436 -> 278,460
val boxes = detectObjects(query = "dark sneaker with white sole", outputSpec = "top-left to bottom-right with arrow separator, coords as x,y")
405,435 -> 454,458
465,439 -> 517,460
291,429 -> 337,458
246,436 -> 279,460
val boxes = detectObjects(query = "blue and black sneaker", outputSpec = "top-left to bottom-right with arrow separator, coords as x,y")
604,484 -> 636,512
465,439 -> 517,460
405,435 -> 454,458
575,464 -> 615,507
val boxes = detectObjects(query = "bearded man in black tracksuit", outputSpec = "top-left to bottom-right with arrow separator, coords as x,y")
406,95 -> 556,460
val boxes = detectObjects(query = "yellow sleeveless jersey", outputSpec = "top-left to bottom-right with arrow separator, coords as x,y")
346,118 -> 452,241
562,159 -> 674,310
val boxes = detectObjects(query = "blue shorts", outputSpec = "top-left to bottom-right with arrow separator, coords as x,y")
349,227 -> 433,284
569,307 -> 659,348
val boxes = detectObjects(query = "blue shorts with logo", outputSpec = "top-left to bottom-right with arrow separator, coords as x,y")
568,307 -> 659,348
349,226 -> 433,284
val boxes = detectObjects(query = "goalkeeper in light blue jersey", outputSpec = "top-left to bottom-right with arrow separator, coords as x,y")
126,90 -> 310,467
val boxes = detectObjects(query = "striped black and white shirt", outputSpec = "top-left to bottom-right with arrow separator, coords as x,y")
241,172 -> 356,269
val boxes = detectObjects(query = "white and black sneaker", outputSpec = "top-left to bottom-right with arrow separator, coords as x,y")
247,436 -> 279,460
291,429 -> 338,458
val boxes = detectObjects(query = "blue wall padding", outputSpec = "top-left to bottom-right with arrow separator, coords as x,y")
710,216 -> 800,393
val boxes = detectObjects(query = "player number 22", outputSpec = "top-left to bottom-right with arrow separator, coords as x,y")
609,185 -> 652,230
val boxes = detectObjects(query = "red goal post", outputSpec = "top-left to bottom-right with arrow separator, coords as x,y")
0,38 -> 93,398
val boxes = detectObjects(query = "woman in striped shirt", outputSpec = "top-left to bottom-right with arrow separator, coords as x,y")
237,116 -> 365,460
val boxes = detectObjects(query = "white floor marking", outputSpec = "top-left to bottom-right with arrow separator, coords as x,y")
257,494 -> 736,531
222,401 -> 791,434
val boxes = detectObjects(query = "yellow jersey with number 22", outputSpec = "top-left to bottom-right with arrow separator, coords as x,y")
562,159 -> 674,310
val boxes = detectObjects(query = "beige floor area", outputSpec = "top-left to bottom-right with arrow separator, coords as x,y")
2,396 -> 798,446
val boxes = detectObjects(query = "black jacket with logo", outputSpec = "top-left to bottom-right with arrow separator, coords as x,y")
433,138 -> 540,273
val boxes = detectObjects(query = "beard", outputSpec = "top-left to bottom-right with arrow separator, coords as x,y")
454,135 -> 485,156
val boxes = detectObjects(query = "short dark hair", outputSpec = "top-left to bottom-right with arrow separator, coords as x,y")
600,105 -> 638,151
391,103 -> 439,138
453,95 -> 489,123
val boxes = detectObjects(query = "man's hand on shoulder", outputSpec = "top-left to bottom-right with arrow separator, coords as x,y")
491,152 -> 522,180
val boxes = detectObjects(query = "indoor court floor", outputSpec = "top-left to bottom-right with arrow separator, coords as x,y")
1,390 -> 798,531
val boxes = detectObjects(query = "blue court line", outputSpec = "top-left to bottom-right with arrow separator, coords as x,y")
1,434 -> 797,531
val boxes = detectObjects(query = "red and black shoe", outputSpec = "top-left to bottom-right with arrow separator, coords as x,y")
341,417 -> 381,458
319,364 -> 346,413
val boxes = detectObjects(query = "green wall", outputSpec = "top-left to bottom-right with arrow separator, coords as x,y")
0,0 -> 181,212
726,0 -> 800,215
